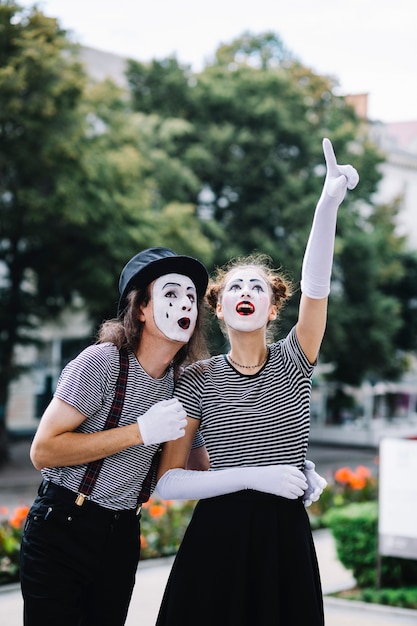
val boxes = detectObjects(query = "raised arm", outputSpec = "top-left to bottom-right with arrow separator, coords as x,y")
296,138 -> 359,363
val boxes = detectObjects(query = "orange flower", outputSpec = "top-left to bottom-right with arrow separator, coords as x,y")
349,475 -> 367,490
334,467 -> 354,484
148,504 -> 166,518
9,505 -> 30,529
140,535 -> 148,548
355,465 -> 371,479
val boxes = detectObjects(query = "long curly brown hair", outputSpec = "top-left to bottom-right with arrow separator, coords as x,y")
96,285 -> 209,378
206,252 -> 293,342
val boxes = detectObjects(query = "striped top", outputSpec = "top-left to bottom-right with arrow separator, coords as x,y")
174,326 -> 315,470
41,342 -> 173,510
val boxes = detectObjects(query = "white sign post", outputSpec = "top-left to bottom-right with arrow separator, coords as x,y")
378,437 -> 417,559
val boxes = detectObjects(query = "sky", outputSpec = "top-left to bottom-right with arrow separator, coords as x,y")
17,0 -> 417,123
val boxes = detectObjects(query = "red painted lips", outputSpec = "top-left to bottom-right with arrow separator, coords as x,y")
178,317 -> 191,329
236,301 -> 254,315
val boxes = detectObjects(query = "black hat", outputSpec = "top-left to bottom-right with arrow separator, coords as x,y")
118,247 -> 209,316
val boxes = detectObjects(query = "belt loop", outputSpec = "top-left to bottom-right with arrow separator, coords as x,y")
38,479 -> 49,496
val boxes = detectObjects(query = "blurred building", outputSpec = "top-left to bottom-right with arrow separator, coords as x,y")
371,119 -> 417,250
346,93 -> 417,250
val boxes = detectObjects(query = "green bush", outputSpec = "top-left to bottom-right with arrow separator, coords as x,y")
345,586 -> 417,609
323,501 -> 417,589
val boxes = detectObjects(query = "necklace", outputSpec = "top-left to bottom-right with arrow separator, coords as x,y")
227,350 -> 268,369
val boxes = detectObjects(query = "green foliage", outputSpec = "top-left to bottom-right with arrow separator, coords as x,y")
323,501 -> 417,589
323,196 -> 411,384
213,31 -> 293,69
345,586 -> 417,610
127,56 -> 193,119
67,82 -> 214,322
323,501 -> 379,587
0,2 -> 91,447
380,248 -> 417,354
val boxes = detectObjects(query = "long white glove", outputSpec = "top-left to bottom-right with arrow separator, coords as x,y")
301,138 -> 359,299
137,398 -> 187,446
303,459 -> 328,507
156,464 -> 308,501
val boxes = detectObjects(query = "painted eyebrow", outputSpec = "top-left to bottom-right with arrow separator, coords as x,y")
229,278 -> 265,284
162,282 -> 196,291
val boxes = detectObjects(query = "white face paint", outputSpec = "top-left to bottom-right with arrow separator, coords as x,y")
220,268 -> 272,332
152,273 -> 198,342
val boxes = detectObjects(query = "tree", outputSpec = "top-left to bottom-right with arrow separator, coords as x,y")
390,252 -> 417,355
127,32 -> 383,269
126,31 -> 411,384
323,204 -> 405,385
128,56 -> 193,119
62,80 -> 214,321
0,3 -> 214,463
0,2 -> 90,461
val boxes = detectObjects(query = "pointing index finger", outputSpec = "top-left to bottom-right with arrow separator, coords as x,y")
322,137 -> 337,172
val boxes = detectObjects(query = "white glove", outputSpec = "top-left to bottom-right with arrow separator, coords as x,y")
303,459 -> 328,507
301,138 -> 359,299
156,464 -> 308,501
137,398 -> 187,446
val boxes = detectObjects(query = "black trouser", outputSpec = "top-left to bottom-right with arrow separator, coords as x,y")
20,480 -> 141,626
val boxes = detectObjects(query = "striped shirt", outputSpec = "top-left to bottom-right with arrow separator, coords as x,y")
174,326 -> 315,470
41,342 -> 174,510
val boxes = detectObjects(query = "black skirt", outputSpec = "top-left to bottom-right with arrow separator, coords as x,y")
156,490 -> 324,626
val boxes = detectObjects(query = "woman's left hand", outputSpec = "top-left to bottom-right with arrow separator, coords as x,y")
303,459 -> 328,506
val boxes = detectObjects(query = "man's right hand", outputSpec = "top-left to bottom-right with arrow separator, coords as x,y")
137,398 -> 187,446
